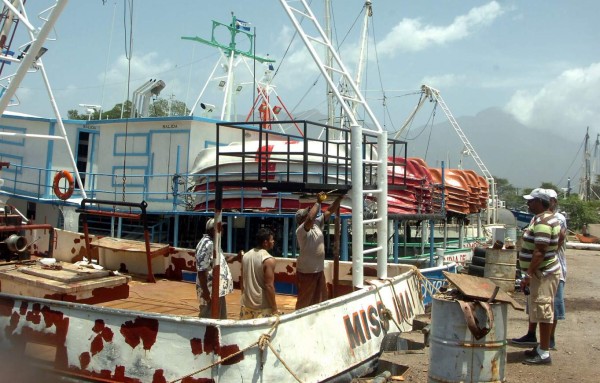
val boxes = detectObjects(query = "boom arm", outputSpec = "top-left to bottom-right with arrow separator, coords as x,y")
421,84 -> 497,224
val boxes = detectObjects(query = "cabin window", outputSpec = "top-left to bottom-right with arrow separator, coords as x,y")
26,202 -> 36,221
76,131 -> 90,189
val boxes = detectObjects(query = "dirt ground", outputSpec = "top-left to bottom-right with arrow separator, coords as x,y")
398,247 -> 600,382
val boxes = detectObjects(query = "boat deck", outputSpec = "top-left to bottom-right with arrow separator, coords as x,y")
100,277 -> 299,319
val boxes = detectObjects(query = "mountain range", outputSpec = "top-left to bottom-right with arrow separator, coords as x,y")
244,106 -> 586,191
401,107 -> 585,191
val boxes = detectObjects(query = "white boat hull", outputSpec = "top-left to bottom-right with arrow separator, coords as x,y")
0,268 -> 423,382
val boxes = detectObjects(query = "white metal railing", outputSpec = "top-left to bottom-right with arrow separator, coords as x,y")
279,0 -> 389,286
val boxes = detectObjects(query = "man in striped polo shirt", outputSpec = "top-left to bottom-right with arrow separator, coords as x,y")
518,188 -> 562,365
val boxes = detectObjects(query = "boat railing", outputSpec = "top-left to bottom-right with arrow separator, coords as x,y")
212,119 -> 407,194
0,163 -> 198,207
2,162 -> 391,214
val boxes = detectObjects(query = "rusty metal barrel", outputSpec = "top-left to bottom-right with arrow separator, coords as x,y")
428,294 -> 508,382
484,249 -> 517,292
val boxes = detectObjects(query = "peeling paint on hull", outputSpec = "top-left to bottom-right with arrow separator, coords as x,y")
0,269 -> 424,383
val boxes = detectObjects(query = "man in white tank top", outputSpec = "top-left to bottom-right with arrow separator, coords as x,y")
295,192 -> 344,309
240,228 -> 279,319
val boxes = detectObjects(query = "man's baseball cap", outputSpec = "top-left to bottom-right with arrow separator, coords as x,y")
545,189 -> 558,199
523,188 -> 550,201
206,218 -> 215,231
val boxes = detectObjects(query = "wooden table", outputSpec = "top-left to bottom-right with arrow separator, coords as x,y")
90,237 -> 170,283
0,262 -> 131,304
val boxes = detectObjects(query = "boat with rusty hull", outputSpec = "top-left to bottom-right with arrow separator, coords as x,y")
0,211 -> 451,382
0,257 -> 425,383
0,2 -> 467,381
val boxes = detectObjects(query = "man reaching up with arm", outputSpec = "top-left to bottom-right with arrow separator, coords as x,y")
295,192 -> 344,309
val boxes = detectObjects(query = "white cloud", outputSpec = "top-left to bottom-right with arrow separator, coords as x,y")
421,73 -> 466,89
270,26 -> 321,98
505,62 -> 600,138
377,1 -> 505,57
87,52 -> 185,110
103,52 -> 174,85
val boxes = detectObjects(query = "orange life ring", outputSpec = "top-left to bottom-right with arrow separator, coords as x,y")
53,170 -> 75,200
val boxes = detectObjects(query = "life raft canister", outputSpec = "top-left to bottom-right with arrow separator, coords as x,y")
53,170 -> 75,200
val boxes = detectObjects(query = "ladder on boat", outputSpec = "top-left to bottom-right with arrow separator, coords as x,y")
0,0 -> 86,199
279,0 -> 389,287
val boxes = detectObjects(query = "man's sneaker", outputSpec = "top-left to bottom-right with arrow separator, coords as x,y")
509,333 -> 538,347
523,353 -> 552,365
524,347 -> 538,357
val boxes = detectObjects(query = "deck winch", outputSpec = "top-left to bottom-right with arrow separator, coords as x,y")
5,234 -> 27,253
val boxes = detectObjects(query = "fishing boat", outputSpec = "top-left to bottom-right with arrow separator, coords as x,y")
575,233 -> 600,244
0,1 -> 501,380
509,208 -> 534,229
0,240 -> 425,383
0,2 -> 443,382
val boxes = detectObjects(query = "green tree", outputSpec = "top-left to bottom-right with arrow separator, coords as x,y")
494,176 -> 521,210
67,109 -> 87,119
149,98 -> 190,117
67,97 -> 189,120
557,196 -> 600,231
67,101 -> 132,120
102,100 -> 132,119
493,177 -> 600,231
540,182 -> 560,193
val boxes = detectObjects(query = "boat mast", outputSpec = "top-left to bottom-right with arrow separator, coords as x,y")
0,0 -> 87,199
338,1 -> 372,132
324,0 -> 335,126
280,0 -> 389,287
351,1 -> 372,118
580,126 -> 591,201
182,13 -> 275,120
593,133 -> 600,189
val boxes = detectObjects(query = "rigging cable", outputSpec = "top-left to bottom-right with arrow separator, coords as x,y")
368,10 -> 397,133
274,2 -> 365,119
99,1 -> 117,119
272,0 -> 314,82
423,105 -> 437,161
384,90 -> 425,141
405,102 -> 436,141
252,25 -> 256,121
555,135 -> 586,188
403,103 -> 437,162
121,0 -> 134,201
334,3 -> 365,48
336,4 -> 367,126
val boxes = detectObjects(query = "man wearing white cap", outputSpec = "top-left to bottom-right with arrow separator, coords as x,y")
514,188 -> 561,365
512,189 -> 567,353
196,218 -> 233,319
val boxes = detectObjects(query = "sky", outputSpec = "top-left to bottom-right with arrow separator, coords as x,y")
5,1 -> 600,186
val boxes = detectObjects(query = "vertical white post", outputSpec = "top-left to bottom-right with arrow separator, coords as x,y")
351,124 -> 364,288
377,130 -> 388,278
221,51 -> 236,121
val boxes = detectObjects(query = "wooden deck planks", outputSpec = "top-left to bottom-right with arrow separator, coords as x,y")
99,278 -> 298,319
